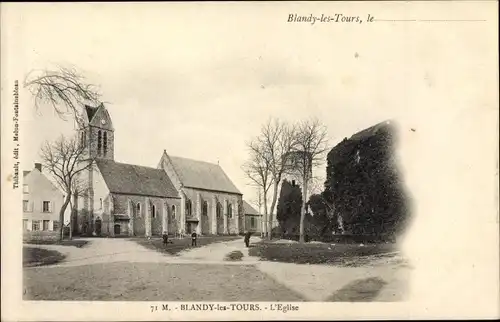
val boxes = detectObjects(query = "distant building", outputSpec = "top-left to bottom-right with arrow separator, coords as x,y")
22,163 -> 70,233
242,200 -> 263,233
73,103 -> 245,237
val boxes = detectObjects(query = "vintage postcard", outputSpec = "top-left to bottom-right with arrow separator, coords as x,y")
1,1 -> 498,321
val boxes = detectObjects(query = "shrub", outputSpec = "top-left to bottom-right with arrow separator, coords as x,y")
224,250 -> 244,261
23,247 -> 66,267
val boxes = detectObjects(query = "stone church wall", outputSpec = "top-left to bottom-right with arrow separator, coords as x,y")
182,187 -> 242,235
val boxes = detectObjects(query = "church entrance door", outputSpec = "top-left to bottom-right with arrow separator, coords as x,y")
114,224 -> 121,235
95,218 -> 102,236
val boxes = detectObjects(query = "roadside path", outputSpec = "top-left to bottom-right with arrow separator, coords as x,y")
26,237 -> 410,301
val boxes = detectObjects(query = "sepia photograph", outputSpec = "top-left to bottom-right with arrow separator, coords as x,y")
1,1 -> 498,321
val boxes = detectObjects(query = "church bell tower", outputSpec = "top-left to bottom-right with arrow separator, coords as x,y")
80,103 -> 115,161
77,102 -> 115,236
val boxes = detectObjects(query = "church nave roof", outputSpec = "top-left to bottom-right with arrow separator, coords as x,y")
96,159 -> 180,199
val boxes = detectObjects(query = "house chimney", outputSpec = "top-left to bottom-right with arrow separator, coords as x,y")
34,163 -> 42,172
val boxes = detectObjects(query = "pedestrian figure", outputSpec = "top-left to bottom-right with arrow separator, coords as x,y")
244,231 -> 252,248
162,231 -> 168,247
191,232 -> 197,247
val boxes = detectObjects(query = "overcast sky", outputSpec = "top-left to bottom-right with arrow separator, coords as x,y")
5,2 -> 497,207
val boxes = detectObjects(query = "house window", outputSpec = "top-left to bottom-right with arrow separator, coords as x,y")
97,130 -> 102,155
103,132 -> 108,156
171,205 -> 176,219
216,202 -> 222,218
100,198 -> 103,209
227,204 -> 233,218
251,217 -> 256,228
32,220 -> 41,231
42,201 -> 52,213
53,221 -> 60,231
185,199 -> 192,217
23,184 -> 29,193
136,203 -> 141,217
23,200 -> 29,212
202,201 -> 208,216
43,220 -> 50,231
152,205 -> 156,218
23,219 -> 28,230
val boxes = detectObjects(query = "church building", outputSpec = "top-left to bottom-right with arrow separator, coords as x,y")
73,103 -> 244,237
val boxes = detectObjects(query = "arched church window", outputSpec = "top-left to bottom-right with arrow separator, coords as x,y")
97,130 -> 102,155
136,202 -> 141,217
202,201 -> 208,216
216,202 -> 222,218
152,204 -> 156,218
227,203 -> 233,218
185,199 -> 192,216
171,205 -> 176,219
103,132 -> 108,156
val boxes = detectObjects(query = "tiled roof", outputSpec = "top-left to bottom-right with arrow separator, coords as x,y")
96,159 -> 179,198
243,200 -> 260,215
168,156 -> 242,195
85,105 -> 99,122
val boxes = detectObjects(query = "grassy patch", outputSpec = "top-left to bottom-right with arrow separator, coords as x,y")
23,262 -> 305,301
24,239 -> 89,248
327,277 -> 388,301
248,241 -> 397,265
23,247 -> 66,267
132,236 -> 241,255
224,250 -> 244,261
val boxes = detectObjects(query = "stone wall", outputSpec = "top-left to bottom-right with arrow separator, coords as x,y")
182,187 -> 242,235
112,194 -> 181,237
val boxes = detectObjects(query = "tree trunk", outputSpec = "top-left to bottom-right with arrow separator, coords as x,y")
263,191 -> 269,238
299,176 -> 308,243
268,180 -> 280,240
59,194 -> 71,241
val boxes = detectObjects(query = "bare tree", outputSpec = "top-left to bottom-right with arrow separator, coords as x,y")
242,139 -> 273,236
292,118 -> 329,243
24,65 -> 102,126
40,134 -> 94,241
257,118 -> 297,240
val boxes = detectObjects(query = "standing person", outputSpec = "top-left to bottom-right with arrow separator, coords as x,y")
244,231 -> 252,248
162,231 -> 168,247
191,231 -> 197,247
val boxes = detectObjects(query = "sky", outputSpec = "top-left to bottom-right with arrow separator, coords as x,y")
2,2 -> 499,317
4,2 -> 497,206
9,3 -> 418,204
